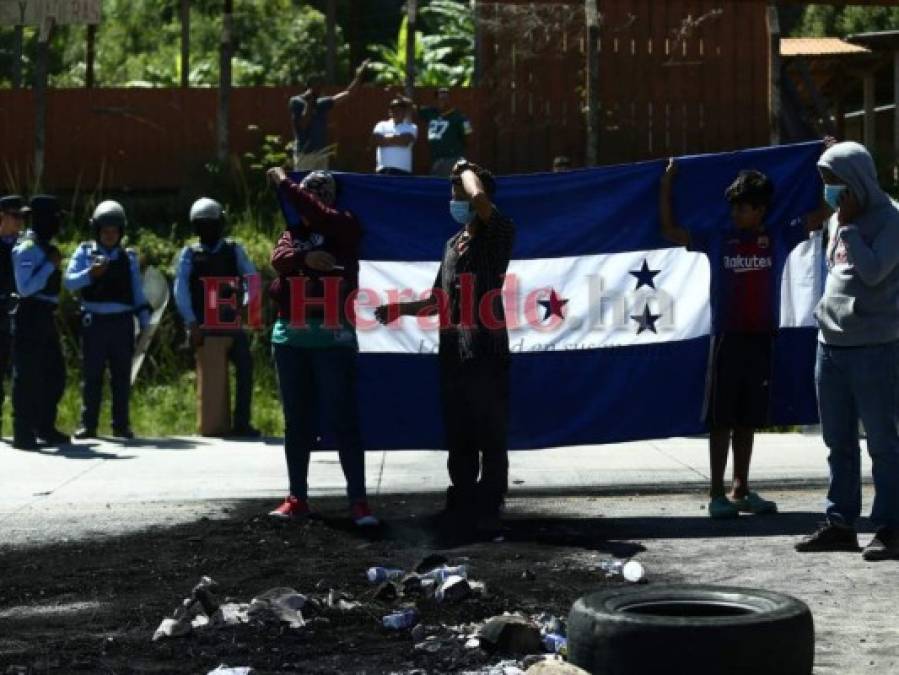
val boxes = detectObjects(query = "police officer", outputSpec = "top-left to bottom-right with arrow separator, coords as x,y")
64,201 -> 150,440
174,198 -> 259,437
11,195 -> 69,450
0,196 -> 29,438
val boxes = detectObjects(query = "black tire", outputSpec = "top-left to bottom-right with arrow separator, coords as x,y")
567,584 -> 813,675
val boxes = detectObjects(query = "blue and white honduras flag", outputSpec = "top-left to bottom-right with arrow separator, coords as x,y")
280,142 -> 824,450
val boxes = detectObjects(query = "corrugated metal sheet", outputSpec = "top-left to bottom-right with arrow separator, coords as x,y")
781,38 -> 870,58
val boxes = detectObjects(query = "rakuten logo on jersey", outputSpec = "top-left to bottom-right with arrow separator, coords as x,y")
722,254 -> 772,273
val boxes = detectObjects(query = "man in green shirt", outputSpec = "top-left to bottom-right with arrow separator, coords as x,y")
418,88 -> 473,177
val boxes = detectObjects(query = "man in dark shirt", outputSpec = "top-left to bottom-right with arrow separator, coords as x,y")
376,160 -> 515,536
289,60 -> 370,170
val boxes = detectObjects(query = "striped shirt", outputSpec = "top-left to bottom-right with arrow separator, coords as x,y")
433,207 -> 515,361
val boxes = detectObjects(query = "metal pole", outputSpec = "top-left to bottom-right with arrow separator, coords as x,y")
181,0 -> 191,88
767,2 -> 782,146
325,0 -> 337,84
405,0 -> 417,98
34,20 -> 53,190
86,24 -> 96,88
585,0 -> 600,165
893,50 -> 899,179
12,25 -> 23,89
218,0 -> 233,163
864,70 -> 876,152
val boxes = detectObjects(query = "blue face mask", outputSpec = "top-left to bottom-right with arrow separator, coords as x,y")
449,199 -> 475,225
824,184 -> 848,211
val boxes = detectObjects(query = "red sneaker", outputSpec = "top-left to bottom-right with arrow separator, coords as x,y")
269,495 -> 311,520
351,500 -> 380,527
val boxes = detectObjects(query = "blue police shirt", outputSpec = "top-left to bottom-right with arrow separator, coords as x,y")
13,231 -> 59,304
174,239 -> 257,325
64,243 -> 151,329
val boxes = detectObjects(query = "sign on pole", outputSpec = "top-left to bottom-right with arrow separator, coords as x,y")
0,0 -> 101,25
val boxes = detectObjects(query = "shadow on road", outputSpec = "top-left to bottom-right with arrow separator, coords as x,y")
511,511 -> 875,540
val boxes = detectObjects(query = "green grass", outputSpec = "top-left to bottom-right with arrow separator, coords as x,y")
2,208 -> 290,438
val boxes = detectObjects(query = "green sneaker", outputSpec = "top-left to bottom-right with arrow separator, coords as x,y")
708,496 -> 740,519
732,491 -> 778,515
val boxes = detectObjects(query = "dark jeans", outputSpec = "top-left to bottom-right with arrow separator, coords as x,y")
273,344 -> 365,501
80,312 -> 134,431
441,355 -> 510,515
12,300 -> 65,441
816,341 -> 899,528
0,301 -> 13,424
205,330 -> 253,429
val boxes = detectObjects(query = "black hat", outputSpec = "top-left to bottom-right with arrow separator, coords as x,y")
29,195 -> 62,235
0,195 -> 30,215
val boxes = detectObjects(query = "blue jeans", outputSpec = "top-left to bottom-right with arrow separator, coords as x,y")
816,341 -> 899,528
273,344 -> 365,501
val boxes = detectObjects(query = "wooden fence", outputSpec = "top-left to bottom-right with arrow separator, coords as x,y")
476,0 -> 771,171
0,1 -> 774,192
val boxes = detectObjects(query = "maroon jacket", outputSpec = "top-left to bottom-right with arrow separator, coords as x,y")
270,178 -> 361,325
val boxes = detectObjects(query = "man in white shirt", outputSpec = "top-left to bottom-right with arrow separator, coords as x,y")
372,98 -> 417,175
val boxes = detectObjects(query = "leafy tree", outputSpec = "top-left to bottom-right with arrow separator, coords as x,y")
792,4 -> 899,38
1,0 -> 347,88
367,0 -> 474,87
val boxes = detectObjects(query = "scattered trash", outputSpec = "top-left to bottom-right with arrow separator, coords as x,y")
420,564 -> 468,582
153,578 -> 220,641
415,554 -> 449,574
435,575 -> 472,603
367,566 -> 405,584
598,558 -> 646,583
483,659 -> 526,675
206,666 -> 256,675
542,633 -> 568,655
374,581 -> 400,602
326,589 -> 362,612
153,616 -> 193,641
153,578 -> 328,641
248,587 -> 306,628
478,615 -> 543,654
382,608 -> 419,630
216,603 -> 250,625
192,576 -> 220,615
534,612 -> 565,637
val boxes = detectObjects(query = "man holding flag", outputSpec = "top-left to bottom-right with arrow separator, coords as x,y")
376,160 -> 515,538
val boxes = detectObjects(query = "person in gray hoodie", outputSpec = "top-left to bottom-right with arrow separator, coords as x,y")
796,141 -> 899,560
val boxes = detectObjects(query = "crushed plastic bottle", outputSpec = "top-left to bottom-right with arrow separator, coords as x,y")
599,558 -> 645,582
382,608 -> 419,630
419,564 -> 469,582
542,633 -> 568,654
434,575 -> 471,603
367,567 -> 405,584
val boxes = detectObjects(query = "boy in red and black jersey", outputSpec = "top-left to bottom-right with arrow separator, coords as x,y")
660,162 -> 829,519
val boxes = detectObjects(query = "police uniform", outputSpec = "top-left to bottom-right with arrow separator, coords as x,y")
0,195 -> 29,437
64,201 -> 150,439
173,198 -> 258,436
11,195 -> 69,449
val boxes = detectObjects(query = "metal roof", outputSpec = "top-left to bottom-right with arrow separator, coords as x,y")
781,37 -> 871,58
